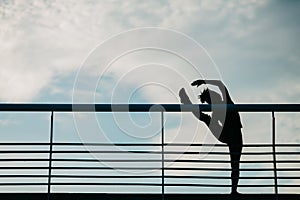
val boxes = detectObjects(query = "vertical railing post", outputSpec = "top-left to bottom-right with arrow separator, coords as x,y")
272,111 -> 278,200
47,111 -> 54,200
161,111 -> 165,200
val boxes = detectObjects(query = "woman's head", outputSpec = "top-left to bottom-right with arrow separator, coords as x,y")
199,88 -> 222,104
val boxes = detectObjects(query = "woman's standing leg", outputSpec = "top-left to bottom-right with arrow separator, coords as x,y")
228,132 -> 243,194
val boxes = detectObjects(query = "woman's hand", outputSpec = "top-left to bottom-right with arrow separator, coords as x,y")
191,79 -> 206,87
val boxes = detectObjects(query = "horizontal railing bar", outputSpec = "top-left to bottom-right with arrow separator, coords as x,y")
2,176 -> 300,180
0,175 -> 300,180
0,142 -> 299,147
0,144 -> 215,147
0,150 -> 297,155
1,103 -> 300,112
0,158 -> 298,164
0,167 -> 299,171
166,184 -> 300,187
0,183 -> 151,186
0,182 -> 298,187
164,144 -> 300,147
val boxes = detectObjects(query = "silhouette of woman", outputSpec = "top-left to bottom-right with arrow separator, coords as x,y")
179,80 -> 243,194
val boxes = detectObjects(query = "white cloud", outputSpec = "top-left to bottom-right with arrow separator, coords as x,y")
1,0 -> 292,103
0,0 -> 128,102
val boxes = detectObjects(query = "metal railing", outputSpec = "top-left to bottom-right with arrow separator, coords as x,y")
0,104 -> 300,200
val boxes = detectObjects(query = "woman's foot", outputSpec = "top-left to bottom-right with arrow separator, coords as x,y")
230,190 -> 241,195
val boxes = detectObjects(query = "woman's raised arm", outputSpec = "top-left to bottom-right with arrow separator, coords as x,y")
191,79 -> 233,103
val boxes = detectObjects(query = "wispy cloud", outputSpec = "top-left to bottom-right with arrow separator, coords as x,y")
0,0 -> 283,102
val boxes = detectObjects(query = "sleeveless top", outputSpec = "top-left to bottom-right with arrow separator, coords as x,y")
211,104 -> 242,144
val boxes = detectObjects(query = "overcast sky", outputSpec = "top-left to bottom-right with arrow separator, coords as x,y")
0,0 -> 300,194
1,0 -> 300,103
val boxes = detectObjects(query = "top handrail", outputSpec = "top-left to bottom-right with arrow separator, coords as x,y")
0,103 -> 300,112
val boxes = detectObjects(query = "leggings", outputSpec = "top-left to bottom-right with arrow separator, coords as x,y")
227,134 -> 243,193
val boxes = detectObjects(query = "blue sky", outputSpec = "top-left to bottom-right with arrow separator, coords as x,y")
0,0 -> 300,194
